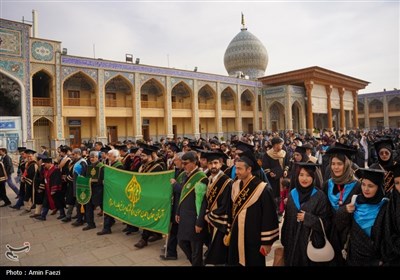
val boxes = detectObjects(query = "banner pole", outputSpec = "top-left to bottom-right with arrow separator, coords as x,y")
163,233 -> 169,258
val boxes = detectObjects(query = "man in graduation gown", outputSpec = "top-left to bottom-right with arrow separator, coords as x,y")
204,151 -> 233,265
134,144 -> 165,249
176,151 -> 209,266
21,149 -> 38,214
83,151 -> 105,230
227,151 -> 279,266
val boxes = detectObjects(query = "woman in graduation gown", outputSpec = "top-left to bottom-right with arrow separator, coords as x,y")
322,144 -> 361,266
369,138 -> 396,196
345,168 -> 388,266
381,164 -> 400,265
281,162 -> 331,266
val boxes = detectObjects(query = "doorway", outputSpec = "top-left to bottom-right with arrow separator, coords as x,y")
107,126 -> 118,144
272,121 -> 278,132
142,126 -> 150,141
69,127 -> 81,148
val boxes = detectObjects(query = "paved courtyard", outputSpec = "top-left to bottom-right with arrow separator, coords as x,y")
1,185 -> 278,267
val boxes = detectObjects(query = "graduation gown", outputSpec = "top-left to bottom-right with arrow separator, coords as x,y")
43,166 -> 63,210
347,199 -> 387,266
205,172 -> 233,265
281,188 -> 332,266
262,151 -> 288,198
323,179 -> 361,265
382,189 -> 400,266
177,168 -> 209,242
227,176 -> 279,266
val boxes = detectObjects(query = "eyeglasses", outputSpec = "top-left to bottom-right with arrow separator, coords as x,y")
379,151 -> 390,156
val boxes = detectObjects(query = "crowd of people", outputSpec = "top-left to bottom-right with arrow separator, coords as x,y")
0,128 -> 399,266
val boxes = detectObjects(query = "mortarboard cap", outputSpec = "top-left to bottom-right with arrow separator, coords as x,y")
17,147 -> 26,152
129,147 -> 139,154
24,149 -> 36,155
295,162 -> 320,172
100,146 -> 111,153
140,144 -> 159,155
239,150 -> 259,170
355,168 -> 385,188
234,141 -> 254,153
326,143 -> 357,160
204,151 -> 228,162
42,157 -> 53,164
167,142 -> 181,153
374,138 -> 394,152
37,154 -> 47,160
115,144 -> 128,152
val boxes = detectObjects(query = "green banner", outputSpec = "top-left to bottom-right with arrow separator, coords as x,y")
76,176 -> 91,205
103,166 -> 175,234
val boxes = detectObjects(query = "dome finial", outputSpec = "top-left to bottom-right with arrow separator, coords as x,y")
241,12 -> 247,30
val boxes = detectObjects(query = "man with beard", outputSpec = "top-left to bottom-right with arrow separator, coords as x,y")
204,151 -> 233,265
176,151 -> 208,266
134,144 -> 165,249
227,151 -> 279,266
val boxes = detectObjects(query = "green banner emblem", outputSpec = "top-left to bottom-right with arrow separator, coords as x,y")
76,176 -> 91,205
103,166 -> 174,234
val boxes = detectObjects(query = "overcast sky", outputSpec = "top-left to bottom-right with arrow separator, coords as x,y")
1,0 -> 399,94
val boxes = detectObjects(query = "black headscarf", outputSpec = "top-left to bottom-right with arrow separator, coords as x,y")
295,166 -> 316,205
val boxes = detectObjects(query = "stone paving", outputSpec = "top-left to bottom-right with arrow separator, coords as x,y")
1,186 -> 278,267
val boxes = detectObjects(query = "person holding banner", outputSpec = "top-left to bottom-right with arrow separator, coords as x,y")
97,149 -> 124,235
134,144 -> 165,249
177,151 -> 209,266
82,151 -> 105,231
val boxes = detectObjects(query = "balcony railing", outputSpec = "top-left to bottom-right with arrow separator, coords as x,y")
141,101 -> 164,109
33,97 -> 52,106
198,103 -> 215,110
241,104 -> 253,111
64,98 -> 96,106
221,104 -> 235,110
172,102 -> 192,109
105,99 -> 129,107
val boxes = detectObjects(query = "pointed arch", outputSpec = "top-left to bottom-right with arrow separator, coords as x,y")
0,69 -> 27,144
105,75 -> 133,107
63,71 -> 97,106
388,96 -> 400,112
198,84 -> 216,110
141,78 -> 165,108
241,89 -> 254,111
172,81 -> 192,109
221,87 -> 236,111
268,101 -> 285,132
368,99 -> 383,114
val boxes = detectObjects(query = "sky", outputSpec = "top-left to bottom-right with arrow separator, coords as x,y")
1,0 -> 399,94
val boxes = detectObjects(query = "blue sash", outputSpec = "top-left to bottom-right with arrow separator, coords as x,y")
354,198 -> 388,237
327,179 -> 357,210
291,187 -> 317,210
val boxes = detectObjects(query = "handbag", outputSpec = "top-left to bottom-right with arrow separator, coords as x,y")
306,217 -> 335,262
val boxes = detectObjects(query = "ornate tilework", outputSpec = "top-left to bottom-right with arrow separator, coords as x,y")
56,52 -> 63,139
31,41 -> 53,61
171,77 -> 193,89
98,69 -> 105,137
61,56 -> 261,87
61,66 -> 98,82
220,83 -> 237,94
0,27 -> 22,57
104,70 -> 134,84
140,74 -> 165,87
0,60 -> 23,80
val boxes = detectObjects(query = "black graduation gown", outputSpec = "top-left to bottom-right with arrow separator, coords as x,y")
262,152 -> 288,198
382,189 -> 400,266
33,166 -> 45,205
281,188 -> 332,266
43,166 -> 64,209
347,201 -> 387,266
205,173 -> 233,265
177,170 -> 209,242
322,179 -> 361,266
227,176 -> 279,266
86,162 -> 105,207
